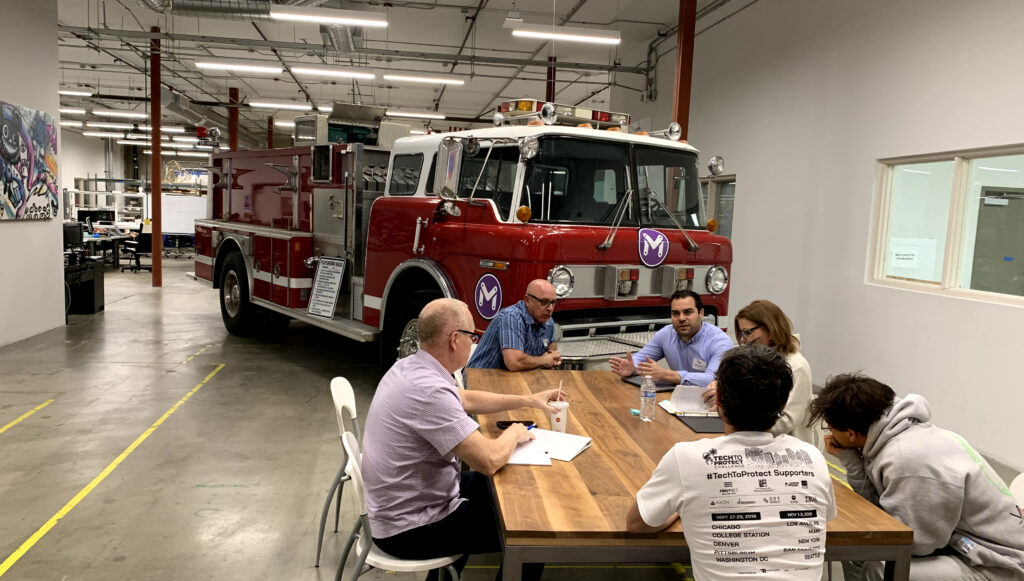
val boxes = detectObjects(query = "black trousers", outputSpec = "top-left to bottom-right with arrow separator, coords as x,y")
374,471 -> 543,581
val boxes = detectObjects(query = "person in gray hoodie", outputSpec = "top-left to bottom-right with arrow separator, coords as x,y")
808,373 -> 1024,581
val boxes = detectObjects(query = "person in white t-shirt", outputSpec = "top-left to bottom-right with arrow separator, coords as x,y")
626,345 -> 837,580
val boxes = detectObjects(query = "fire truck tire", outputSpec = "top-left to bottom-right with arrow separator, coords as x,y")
380,291 -> 440,370
220,252 -> 259,336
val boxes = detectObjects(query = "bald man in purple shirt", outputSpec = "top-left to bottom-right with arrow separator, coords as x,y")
362,298 -> 561,581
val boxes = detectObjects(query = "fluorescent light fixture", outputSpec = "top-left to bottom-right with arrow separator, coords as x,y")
274,120 -> 296,128
59,108 -> 87,115
385,110 -> 445,120
58,89 -> 93,97
383,74 -> 464,85
138,125 -> 186,133
317,104 -> 333,112
249,101 -> 314,111
902,169 -> 932,175
60,121 -> 83,127
144,150 -> 210,158
409,130 -> 427,135
117,140 -> 145,146
94,109 -> 149,119
291,66 -> 375,80
87,122 -> 133,129
172,136 -> 199,143
978,166 -> 1020,173
194,59 -> 283,74
83,131 -> 124,138
511,24 -> 620,45
268,5 -> 387,27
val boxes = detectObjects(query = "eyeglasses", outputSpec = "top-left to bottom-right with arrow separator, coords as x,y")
819,420 -> 831,431
454,329 -> 482,344
526,293 -> 558,308
737,325 -> 761,339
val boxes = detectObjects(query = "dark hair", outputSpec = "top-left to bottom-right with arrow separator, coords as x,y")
670,289 -> 703,312
806,373 -> 895,435
734,299 -> 800,355
716,345 -> 792,431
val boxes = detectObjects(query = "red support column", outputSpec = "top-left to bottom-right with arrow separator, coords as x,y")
267,116 -> 274,149
546,56 -> 557,102
150,26 -> 163,286
228,87 -> 239,152
672,0 -> 697,140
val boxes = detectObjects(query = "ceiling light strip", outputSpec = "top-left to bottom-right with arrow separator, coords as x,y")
268,5 -> 387,28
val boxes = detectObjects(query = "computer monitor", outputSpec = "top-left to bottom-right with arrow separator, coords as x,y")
76,209 -> 115,223
63,222 -> 84,249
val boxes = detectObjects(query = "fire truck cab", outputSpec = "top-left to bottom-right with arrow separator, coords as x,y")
194,99 -> 732,368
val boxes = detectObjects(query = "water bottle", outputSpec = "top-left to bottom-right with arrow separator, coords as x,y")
640,375 -> 657,422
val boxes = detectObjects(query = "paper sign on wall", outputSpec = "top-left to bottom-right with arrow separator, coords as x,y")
307,257 -> 346,319
891,246 -> 920,268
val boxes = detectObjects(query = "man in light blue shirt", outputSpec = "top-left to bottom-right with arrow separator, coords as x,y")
467,279 -> 561,371
609,290 -> 733,386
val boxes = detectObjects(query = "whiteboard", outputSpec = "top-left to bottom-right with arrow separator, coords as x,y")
161,193 -> 207,235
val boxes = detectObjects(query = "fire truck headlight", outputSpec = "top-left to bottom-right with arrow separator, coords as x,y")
493,111 -> 505,127
547,265 -> 575,298
705,266 -> 729,295
519,137 -> 540,161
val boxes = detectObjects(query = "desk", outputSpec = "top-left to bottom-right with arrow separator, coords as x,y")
468,368 -> 913,581
82,234 -> 129,268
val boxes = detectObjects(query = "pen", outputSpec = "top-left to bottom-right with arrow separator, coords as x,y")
527,424 -> 535,430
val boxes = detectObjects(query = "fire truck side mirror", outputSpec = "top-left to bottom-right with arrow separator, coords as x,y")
436,138 -> 463,200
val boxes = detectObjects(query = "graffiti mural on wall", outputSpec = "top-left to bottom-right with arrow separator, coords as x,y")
1,100 -> 59,220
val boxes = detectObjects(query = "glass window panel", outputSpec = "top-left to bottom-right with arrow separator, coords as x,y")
524,138 -> 633,225
959,155 -> 1024,296
715,181 -> 736,239
635,146 -> 703,229
459,146 -> 519,220
884,160 -> 954,283
387,154 -> 423,195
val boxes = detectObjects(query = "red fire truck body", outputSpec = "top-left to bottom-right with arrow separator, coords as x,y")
195,110 -> 732,366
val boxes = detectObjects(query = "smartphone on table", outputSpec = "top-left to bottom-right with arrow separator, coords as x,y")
497,420 -> 536,430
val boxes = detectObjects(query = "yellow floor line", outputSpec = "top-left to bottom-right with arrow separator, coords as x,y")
0,364 -> 225,577
181,344 -> 214,365
0,399 -> 54,436
826,459 -> 847,475
830,474 -> 853,490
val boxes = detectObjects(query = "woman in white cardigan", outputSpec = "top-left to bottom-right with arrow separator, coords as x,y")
733,300 -> 815,445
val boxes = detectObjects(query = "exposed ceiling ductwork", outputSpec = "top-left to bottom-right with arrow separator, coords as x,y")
134,0 -> 328,19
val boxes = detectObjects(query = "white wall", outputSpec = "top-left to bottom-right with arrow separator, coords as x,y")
0,0 -> 63,347
59,129 -> 107,193
615,0 -> 1024,469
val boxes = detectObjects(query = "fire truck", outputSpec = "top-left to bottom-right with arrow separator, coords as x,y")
194,99 -> 732,368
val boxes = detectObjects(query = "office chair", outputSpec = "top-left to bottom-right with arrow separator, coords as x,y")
335,432 -> 462,581
121,225 -> 153,272
314,377 -> 362,568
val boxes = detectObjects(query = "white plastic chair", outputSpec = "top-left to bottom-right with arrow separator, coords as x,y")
335,432 -> 462,581
1010,473 -> 1024,506
314,377 -> 362,568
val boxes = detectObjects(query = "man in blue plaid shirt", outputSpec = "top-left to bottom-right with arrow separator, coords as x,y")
467,279 -> 562,371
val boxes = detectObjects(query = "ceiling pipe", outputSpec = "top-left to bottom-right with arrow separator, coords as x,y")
134,0 -> 329,18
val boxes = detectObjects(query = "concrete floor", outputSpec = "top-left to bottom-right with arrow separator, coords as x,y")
0,258 -> 690,581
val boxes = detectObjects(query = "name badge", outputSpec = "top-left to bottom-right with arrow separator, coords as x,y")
543,338 -> 550,348
692,357 -> 708,371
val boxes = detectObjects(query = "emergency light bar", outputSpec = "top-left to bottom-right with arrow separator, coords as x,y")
495,99 -> 630,129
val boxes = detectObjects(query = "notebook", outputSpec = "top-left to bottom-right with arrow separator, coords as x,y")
622,375 -> 677,392
507,428 -> 593,465
676,415 -> 725,434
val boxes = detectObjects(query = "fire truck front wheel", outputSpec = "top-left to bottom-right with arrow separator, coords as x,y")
381,291 -> 440,370
220,253 -> 259,336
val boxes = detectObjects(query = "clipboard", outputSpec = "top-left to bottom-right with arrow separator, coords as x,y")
674,415 -> 725,434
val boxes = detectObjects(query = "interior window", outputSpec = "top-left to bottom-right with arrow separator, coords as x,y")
388,154 -> 424,195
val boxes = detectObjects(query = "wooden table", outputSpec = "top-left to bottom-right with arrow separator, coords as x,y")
467,368 -> 913,581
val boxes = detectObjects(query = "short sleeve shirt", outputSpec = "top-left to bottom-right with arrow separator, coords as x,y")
466,301 -> 555,370
361,349 -> 480,538
637,432 -> 837,580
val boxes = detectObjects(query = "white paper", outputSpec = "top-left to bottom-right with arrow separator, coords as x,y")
665,386 -> 718,417
531,428 -> 593,462
507,437 -> 552,465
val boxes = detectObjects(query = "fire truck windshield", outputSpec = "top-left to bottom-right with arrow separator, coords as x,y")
518,137 -> 704,228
